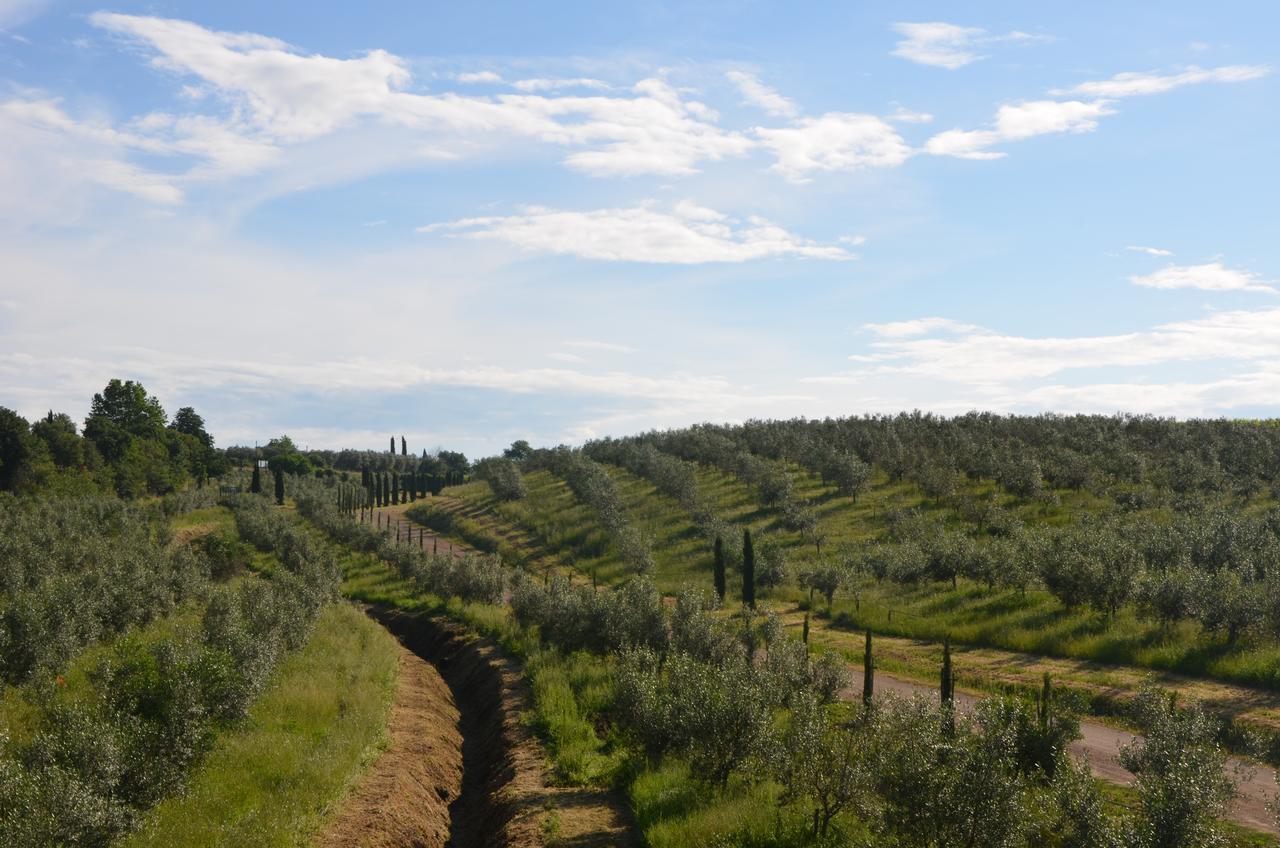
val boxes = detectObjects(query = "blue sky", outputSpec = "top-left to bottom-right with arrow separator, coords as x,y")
1,1 -> 1277,456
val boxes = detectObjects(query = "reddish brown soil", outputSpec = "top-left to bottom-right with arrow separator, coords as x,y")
366,606 -> 633,848
318,646 -> 463,847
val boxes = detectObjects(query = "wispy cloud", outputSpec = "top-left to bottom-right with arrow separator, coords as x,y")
512,77 -> 609,92
925,99 -> 1113,160
1130,262 -> 1274,294
455,70 -> 503,83
419,202 -> 853,263
1055,64 -> 1270,98
565,340 -> 636,353
725,70 -> 798,118
1126,245 -> 1173,256
890,22 -> 1043,70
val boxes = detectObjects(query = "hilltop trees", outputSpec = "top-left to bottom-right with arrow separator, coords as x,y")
0,382 -> 219,497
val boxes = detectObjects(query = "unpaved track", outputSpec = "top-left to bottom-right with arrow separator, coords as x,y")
841,667 -> 1279,835
367,505 -> 467,558
318,645 -> 462,847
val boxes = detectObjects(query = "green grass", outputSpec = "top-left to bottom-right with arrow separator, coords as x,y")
118,602 -> 400,848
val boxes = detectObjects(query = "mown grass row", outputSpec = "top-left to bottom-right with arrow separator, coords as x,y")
0,496 -> 401,848
120,602 -> 399,848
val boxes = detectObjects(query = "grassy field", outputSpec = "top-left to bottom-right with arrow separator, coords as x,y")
119,602 -> 399,848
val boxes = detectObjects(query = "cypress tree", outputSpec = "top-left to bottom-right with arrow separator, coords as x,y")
940,639 -> 955,736
250,462 -> 261,494
392,472 -> 399,505
742,528 -> 756,609
409,470 -> 417,501
802,612 -> 810,645
390,436 -> 395,454
401,435 -> 407,456
361,465 -> 369,488
863,629 -> 874,707
1037,672 -> 1052,731
273,469 -> 285,505
713,535 -> 726,602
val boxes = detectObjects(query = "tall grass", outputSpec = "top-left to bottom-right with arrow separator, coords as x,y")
118,603 -> 399,848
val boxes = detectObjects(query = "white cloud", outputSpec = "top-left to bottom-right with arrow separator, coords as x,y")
1126,245 -> 1173,256
925,99 -> 1114,159
842,306 -> 1280,385
1130,262 -> 1274,294
512,77 -> 609,92
419,203 -> 852,263
864,317 -> 982,338
565,340 -> 636,353
755,113 -> 912,181
71,13 -> 753,188
890,22 -> 1042,70
456,71 -> 503,83
891,22 -> 987,69
1056,64 -> 1270,98
725,70 -> 798,118
548,351 -> 586,363
887,107 -> 934,124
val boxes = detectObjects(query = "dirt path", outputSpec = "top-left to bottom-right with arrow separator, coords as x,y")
838,665 -> 1279,835
318,645 -> 463,848
366,504 -> 468,558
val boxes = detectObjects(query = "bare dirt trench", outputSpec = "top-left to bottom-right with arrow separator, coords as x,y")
349,605 -> 546,848
840,667 -> 1280,836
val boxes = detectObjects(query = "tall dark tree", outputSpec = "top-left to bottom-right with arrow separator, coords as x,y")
742,527 -> 756,609
390,436 -> 395,454
83,379 -> 166,462
0,407 -> 50,492
503,439 -> 533,460
401,435 -> 407,456
392,472 -> 400,504
273,468 -> 285,505
940,639 -> 955,736
863,629 -> 874,707
250,462 -> 262,494
170,406 -> 212,447
409,470 -> 417,501
802,612 -> 810,645
713,535 -> 727,602
361,465 -> 370,488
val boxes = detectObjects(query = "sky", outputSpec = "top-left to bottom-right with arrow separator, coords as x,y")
0,1 -> 1277,456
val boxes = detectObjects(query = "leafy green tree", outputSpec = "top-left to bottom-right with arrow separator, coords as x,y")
31,411 -> 86,469
169,407 -> 212,447
0,407 -> 51,492
773,692 -> 873,838
84,379 -> 166,452
1120,686 -> 1237,848
503,439 -> 533,460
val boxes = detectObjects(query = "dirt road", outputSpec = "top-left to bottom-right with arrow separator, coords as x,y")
842,667 -> 1279,835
